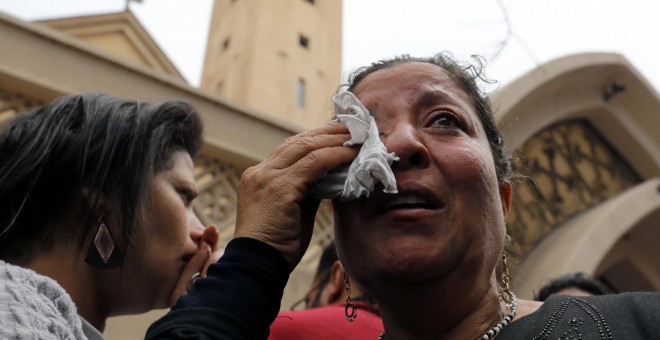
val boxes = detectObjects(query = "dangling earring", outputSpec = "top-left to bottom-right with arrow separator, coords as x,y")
85,217 -> 123,269
344,270 -> 358,322
500,250 -> 513,303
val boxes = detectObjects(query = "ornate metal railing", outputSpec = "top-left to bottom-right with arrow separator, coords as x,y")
507,119 -> 641,259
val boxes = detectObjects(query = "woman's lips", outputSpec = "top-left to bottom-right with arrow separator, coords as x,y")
374,186 -> 443,215
382,195 -> 436,212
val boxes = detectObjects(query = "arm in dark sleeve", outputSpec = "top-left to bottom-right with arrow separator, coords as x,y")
145,237 -> 291,340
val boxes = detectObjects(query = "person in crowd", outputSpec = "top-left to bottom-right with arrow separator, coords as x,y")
146,52 -> 660,339
0,93 -> 221,339
269,241 -> 382,339
536,272 -> 612,301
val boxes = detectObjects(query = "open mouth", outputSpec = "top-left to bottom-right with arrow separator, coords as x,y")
381,195 -> 438,213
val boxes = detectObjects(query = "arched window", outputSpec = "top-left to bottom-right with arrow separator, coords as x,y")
507,119 -> 641,258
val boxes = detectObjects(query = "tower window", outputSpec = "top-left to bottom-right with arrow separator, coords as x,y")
305,0 -> 315,3
222,38 -> 230,51
296,78 -> 306,108
299,34 -> 309,49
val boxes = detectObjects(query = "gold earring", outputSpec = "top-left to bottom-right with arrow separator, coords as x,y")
344,270 -> 358,322
501,250 -> 513,303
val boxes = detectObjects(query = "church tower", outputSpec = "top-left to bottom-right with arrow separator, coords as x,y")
200,0 -> 342,129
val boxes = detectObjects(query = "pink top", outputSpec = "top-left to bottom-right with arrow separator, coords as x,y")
269,302 -> 383,340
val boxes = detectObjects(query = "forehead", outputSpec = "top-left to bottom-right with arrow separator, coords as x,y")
170,151 -> 194,171
159,151 -> 194,180
353,62 -> 470,104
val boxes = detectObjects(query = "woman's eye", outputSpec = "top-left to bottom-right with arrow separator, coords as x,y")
178,190 -> 195,205
430,111 -> 463,130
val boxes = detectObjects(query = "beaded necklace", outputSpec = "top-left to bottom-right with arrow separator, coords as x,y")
378,292 -> 517,340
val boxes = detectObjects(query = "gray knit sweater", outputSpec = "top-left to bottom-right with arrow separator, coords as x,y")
0,260 -> 89,339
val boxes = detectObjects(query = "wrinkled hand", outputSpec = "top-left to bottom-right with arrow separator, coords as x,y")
169,225 -> 223,306
235,122 -> 359,270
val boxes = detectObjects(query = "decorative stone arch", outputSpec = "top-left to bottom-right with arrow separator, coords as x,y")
505,118 -> 642,259
491,53 -> 660,298
493,53 -> 660,177
515,178 -> 660,298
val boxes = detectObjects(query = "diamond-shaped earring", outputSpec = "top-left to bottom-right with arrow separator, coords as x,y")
94,220 -> 115,263
85,217 -> 123,269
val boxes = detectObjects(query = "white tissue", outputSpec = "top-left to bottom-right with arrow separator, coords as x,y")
312,91 -> 398,200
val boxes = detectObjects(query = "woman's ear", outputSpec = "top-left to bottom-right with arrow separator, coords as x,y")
81,187 -> 107,214
326,261 -> 346,305
500,181 -> 512,218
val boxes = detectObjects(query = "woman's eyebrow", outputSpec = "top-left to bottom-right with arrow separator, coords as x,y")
415,89 -> 462,108
361,89 -> 464,116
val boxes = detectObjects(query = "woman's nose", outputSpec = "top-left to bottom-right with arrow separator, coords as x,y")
189,215 -> 205,242
384,124 -> 430,170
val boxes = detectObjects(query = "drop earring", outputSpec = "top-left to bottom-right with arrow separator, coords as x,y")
85,217 -> 123,269
344,270 -> 358,322
501,250 -> 513,303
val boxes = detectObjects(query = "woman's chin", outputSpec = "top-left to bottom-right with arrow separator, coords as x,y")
369,253 -> 450,285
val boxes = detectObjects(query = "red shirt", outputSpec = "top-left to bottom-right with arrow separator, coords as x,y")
269,302 -> 383,339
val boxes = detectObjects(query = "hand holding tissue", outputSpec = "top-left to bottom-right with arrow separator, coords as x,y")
312,91 -> 399,200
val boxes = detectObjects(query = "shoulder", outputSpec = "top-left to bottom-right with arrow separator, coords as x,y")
0,260 -> 75,312
557,292 -> 660,322
0,260 -> 86,339
499,292 -> 660,339
588,291 -> 660,308
583,292 -> 660,336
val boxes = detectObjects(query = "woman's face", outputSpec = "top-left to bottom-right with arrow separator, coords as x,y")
333,62 -> 510,290
118,150 -> 204,312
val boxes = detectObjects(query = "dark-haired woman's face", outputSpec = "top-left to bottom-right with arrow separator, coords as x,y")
121,151 -> 204,310
333,63 -> 511,292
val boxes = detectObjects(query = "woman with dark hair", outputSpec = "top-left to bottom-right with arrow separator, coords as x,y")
0,93 -> 220,339
147,53 -> 660,339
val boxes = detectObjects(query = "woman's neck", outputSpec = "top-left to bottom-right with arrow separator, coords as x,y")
21,246 -> 109,333
374,274 -> 505,340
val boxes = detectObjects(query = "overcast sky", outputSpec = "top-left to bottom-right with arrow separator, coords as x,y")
1,0 -> 658,94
